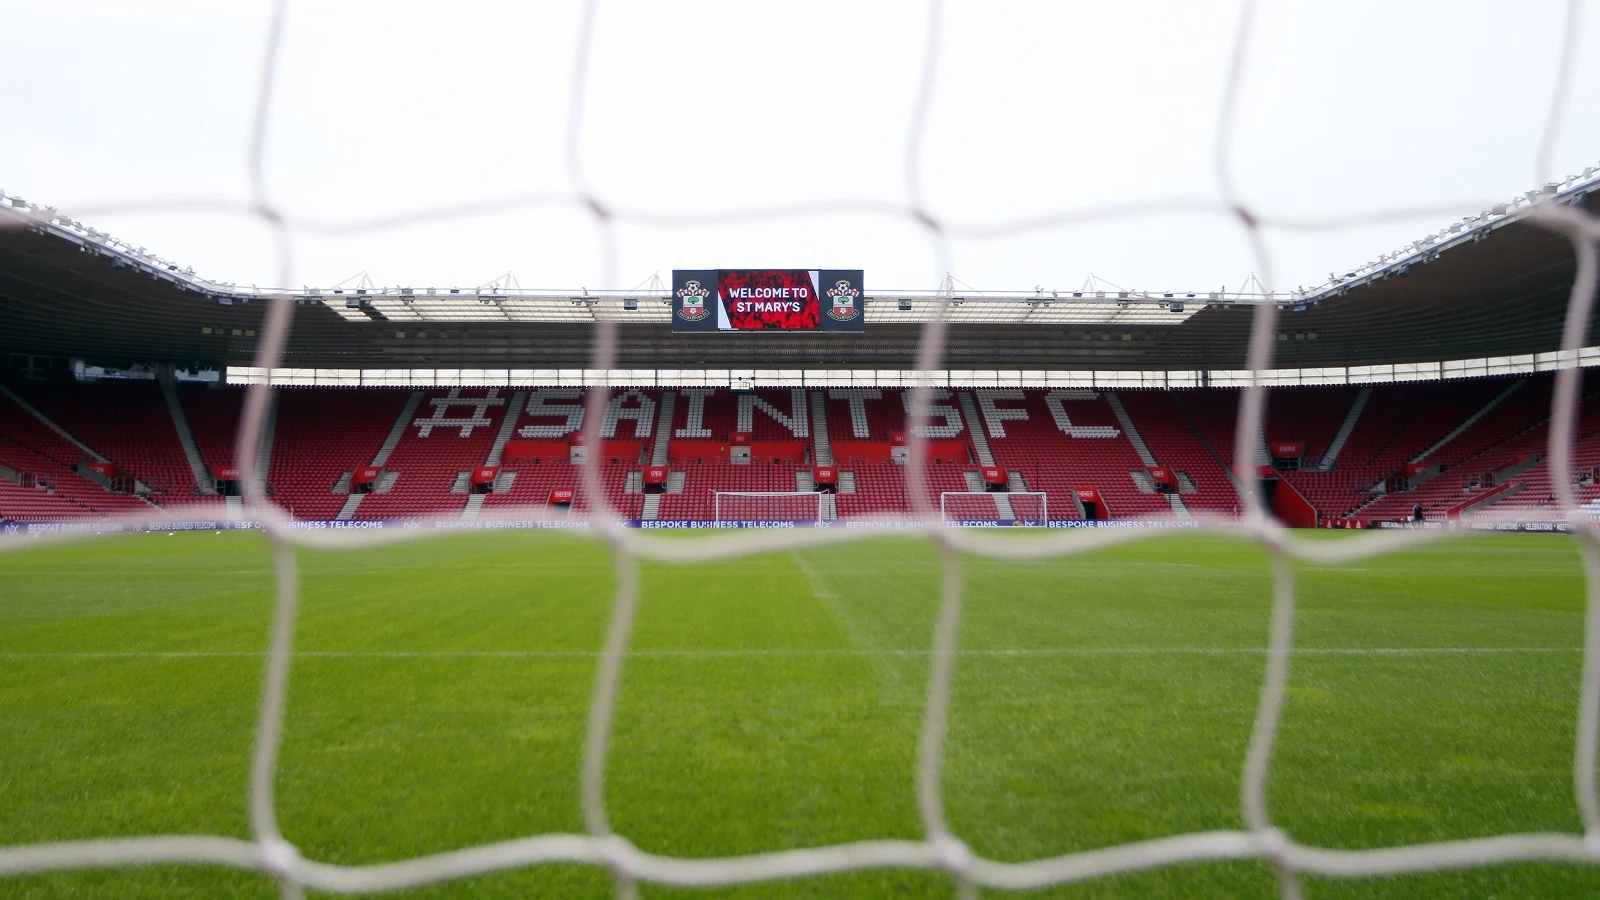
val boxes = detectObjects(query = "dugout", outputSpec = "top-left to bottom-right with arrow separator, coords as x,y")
1256,468 -> 1316,528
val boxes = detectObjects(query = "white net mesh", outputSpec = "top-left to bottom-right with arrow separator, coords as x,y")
939,491 -> 1047,525
2,1 -> 1600,897
713,491 -> 823,524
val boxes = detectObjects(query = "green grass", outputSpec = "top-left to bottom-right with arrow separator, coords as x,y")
1,529 -> 1598,897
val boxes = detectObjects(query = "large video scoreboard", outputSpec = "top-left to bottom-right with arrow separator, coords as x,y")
672,269 -> 864,332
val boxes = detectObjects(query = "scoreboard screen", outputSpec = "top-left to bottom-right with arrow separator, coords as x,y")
672,269 -> 864,332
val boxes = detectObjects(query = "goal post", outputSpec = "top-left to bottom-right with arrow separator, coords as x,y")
713,491 -> 823,524
939,491 -> 1048,525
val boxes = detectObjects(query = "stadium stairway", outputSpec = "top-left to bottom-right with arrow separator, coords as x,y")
810,390 -> 834,465
1118,390 -> 1239,517
457,389 -> 527,520
160,376 -> 212,494
957,391 -> 1021,520
956,393 -> 997,466
267,388 -> 413,521
1287,380 -> 1505,519
1313,388 -> 1371,470
252,392 -> 278,495
1106,391 -> 1191,519
1357,376 -> 1563,521
1104,393 -> 1157,466
374,392 -> 424,465
976,389 -> 1168,520
451,385 -> 531,518
352,388 -> 503,520
359,390 -> 425,516
1407,378 -> 1527,466
638,390 -> 676,521
334,494 -> 363,519
179,386 -> 245,483
959,466 -> 1016,519
650,391 -> 675,466
0,383 -> 107,467
481,390 -> 528,466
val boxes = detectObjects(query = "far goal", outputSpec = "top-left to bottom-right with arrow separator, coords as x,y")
940,491 -> 1048,525
713,491 -> 823,524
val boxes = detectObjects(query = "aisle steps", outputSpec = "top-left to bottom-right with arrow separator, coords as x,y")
650,391 -> 676,467
956,393 -> 997,466
156,381 -> 212,493
1108,391 -> 1192,518
810,391 -> 833,466
1315,388 -> 1371,470
1410,379 -> 1526,464
336,390 -> 423,520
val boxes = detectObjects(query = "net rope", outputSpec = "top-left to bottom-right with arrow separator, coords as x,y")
2,0 -> 1600,896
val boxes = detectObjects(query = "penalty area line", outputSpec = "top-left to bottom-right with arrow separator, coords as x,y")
0,647 -> 1583,659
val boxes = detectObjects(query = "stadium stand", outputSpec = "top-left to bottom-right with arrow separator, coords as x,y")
351,388 -> 513,520
10,379 -> 196,498
480,387 -> 652,519
1115,389 -> 1240,516
12,375 -> 1600,526
178,385 -> 246,483
268,387 -> 414,520
0,386 -> 152,518
975,389 -> 1169,520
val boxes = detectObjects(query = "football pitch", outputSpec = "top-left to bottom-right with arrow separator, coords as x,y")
1,529 -> 1598,898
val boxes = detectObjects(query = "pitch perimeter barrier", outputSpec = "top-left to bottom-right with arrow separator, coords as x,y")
6,518 -> 1584,537
0,518 -> 1216,536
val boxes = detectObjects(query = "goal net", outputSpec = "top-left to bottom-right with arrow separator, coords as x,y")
940,491 -> 1047,525
713,491 -> 822,524
5,2 -> 1600,898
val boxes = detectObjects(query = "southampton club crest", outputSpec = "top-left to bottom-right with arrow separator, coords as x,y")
676,280 -> 711,321
825,279 -> 860,321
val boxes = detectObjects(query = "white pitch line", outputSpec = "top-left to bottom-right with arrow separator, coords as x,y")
0,647 -> 1583,660
790,550 -> 908,698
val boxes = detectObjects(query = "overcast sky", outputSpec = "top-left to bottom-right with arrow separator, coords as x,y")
6,0 -> 1600,296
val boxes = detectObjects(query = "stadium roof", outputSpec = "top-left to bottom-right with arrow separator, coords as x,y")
2,175 -> 1597,373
